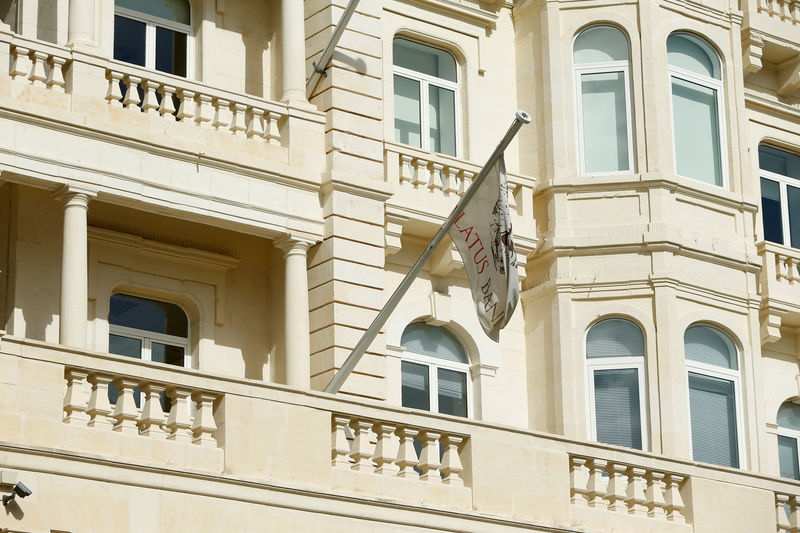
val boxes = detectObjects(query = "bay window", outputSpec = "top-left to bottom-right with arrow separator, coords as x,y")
777,401 -> 800,480
760,145 -> 800,247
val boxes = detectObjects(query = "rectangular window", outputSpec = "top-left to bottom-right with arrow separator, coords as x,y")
671,77 -> 722,186
592,368 -> 642,449
428,85 -> 456,157
114,16 -> 147,67
580,71 -> 630,174
688,372 -> 738,467
778,435 -> 800,480
437,367 -> 467,417
761,178 -> 784,245
155,25 -> 187,77
401,360 -> 430,411
394,75 -> 422,149
787,185 -> 800,249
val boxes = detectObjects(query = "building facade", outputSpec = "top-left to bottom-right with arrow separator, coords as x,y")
0,0 -> 799,531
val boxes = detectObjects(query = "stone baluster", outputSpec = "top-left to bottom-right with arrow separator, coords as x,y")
396,427 -> 420,480
787,257 -> 796,283
112,377 -> 140,434
105,72 -> 124,107
757,0 -> 768,12
213,98 -> 232,131
47,57 -> 67,92
418,431 -> 442,483
247,108 -> 266,140
460,171 -> 475,196
443,167 -> 459,196
122,75 -> 141,109
646,471 -> 668,520
177,89 -> 197,123
159,85 -> 177,117
790,495 -> 800,533
399,154 -> 413,184
429,162 -> 444,193
587,459 -> 608,510
780,0 -> 791,19
792,1 -> 800,24
570,457 -> 590,507
606,463 -> 629,512
29,51 -> 48,87
165,387 -> 194,443
664,474 -> 686,523
412,159 -> 429,188
373,423 -> 399,476
625,467 -> 648,517
86,373 -> 114,429
231,103 -> 247,137
507,182 -> 518,212
778,494 -> 792,531
63,369 -> 91,425
440,435 -> 464,487
331,415 -> 352,469
192,391 -> 218,447
141,80 -> 160,115
266,111 -> 281,146
10,47 -> 31,79
349,419 -> 374,472
195,94 -> 214,128
138,383 -> 167,438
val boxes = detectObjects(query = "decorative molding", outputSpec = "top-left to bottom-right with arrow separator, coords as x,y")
760,310 -> 784,344
742,30 -> 765,76
777,56 -> 800,97
393,0 -> 499,30
385,213 -> 408,256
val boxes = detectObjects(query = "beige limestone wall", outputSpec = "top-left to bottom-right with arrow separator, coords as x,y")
0,181 -> 10,328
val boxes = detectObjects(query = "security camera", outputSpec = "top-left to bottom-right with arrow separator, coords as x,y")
2,481 -> 32,506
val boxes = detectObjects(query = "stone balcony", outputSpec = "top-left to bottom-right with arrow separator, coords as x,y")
758,241 -> 800,342
0,331 -> 796,532
742,0 -> 800,97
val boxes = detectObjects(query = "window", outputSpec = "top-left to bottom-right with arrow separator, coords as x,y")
585,318 -> 647,450
667,33 -> 725,186
393,38 -> 458,157
108,293 -> 190,407
777,402 -> 800,480
400,322 -> 469,417
573,26 -> 634,175
759,145 -> 800,248
114,0 -> 191,77
685,324 -> 742,468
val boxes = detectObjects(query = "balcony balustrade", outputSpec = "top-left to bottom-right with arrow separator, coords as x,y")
758,242 -> 800,338
777,491 -> 800,532
9,42 -> 68,92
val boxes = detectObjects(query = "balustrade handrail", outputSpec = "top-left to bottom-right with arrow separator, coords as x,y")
758,240 -> 800,258
3,30 -> 71,59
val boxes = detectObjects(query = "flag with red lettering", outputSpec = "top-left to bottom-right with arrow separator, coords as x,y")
448,155 -> 518,341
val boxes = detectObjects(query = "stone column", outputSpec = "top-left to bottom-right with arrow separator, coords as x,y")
66,0 -> 96,49
280,0 -> 307,104
56,185 -> 95,347
277,235 -> 313,388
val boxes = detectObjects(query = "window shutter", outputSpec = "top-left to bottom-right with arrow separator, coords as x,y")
593,368 -> 642,449
688,372 -> 738,467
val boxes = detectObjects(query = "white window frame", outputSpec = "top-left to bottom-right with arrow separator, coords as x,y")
114,4 -> 194,78
574,61 -> 635,176
401,349 -> 472,418
667,53 -> 728,188
685,357 -> 745,469
108,323 -> 191,368
760,166 -> 800,248
392,40 -> 461,157
777,424 -> 800,479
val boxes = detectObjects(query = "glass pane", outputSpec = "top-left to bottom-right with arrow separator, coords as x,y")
761,178 -> 784,245
401,323 -> 468,363
393,39 -> 456,82
778,402 -> 800,431
580,71 -> 629,173
109,293 -> 188,337
587,318 -> 644,358
760,145 -> 800,179
574,26 -> 629,64
155,26 -> 187,76
429,85 -> 456,156
109,334 -> 142,359
116,0 -> 190,25
593,368 -> 642,449
151,342 -> 185,367
437,368 -> 467,417
113,16 -> 146,66
787,186 -> 800,249
685,325 -> 737,369
671,77 -> 722,186
688,372 -> 738,468
401,361 -> 430,411
394,75 -> 421,148
779,435 -> 800,480
667,34 -> 719,79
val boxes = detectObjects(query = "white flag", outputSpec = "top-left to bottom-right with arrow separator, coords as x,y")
447,155 -> 519,341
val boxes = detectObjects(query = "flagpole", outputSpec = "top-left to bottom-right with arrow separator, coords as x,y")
306,0 -> 362,98
323,110 -> 532,394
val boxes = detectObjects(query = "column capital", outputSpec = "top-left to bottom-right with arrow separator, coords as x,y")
54,184 -> 98,207
275,234 -> 315,255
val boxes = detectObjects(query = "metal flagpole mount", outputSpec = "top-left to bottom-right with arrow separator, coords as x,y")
306,0 -> 361,98
323,110 -> 532,395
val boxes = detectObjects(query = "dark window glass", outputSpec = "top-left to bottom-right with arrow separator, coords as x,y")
437,368 -> 467,417
152,342 -> 185,366
108,334 -> 142,407
401,361 -> 430,411
761,178 -> 784,245
788,185 -> 800,249
593,368 -> 642,450
779,435 -> 800,480
113,15 -> 146,66
155,26 -> 187,76
109,293 -> 188,337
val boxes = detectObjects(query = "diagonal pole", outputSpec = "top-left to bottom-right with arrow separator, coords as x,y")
324,110 -> 532,394
306,0 -> 362,98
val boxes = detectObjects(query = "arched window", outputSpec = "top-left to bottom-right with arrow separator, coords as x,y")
759,145 -> 800,248
586,318 -> 646,449
685,324 -> 742,468
400,322 -> 469,417
573,26 -> 634,175
667,33 -> 725,186
393,38 -> 458,157
108,293 -> 190,407
777,401 -> 800,480
114,0 -> 191,77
